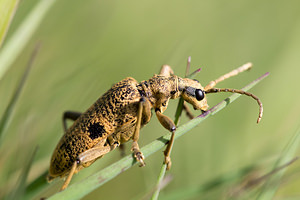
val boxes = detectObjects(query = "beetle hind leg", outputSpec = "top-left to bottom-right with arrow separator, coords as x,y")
59,140 -> 118,191
60,160 -> 77,191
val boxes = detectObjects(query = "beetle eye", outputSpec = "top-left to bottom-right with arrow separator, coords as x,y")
195,89 -> 204,101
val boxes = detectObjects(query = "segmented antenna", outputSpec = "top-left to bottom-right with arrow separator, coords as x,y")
205,88 -> 263,123
204,63 -> 252,91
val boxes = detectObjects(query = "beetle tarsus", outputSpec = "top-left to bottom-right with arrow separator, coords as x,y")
131,141 -> 145,167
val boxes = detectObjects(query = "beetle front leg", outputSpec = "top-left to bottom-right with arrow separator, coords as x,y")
155,110 -> 176,170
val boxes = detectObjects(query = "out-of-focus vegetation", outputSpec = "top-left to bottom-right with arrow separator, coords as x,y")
1,0 -> 300,199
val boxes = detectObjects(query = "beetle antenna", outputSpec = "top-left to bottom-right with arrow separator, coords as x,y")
204,63 -> 252,90
205,88 -> 263,123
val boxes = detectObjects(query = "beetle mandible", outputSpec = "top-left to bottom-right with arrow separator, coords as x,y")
47,61 -> 263,191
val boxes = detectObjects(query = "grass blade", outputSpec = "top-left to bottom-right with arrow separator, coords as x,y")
47,72 -> 269,200
160,164 -> 258,200
0,0 -> 56,81
25,171 -> 48,200
0,0 -> 19,47
0,43 -> 40,144
256,125 -> 300,199
5,147 -> 38,200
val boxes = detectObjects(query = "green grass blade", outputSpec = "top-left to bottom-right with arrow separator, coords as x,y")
0,0 -> 19,47
0,0 -> 56,81
25,171 -> 48,200
0,43 -> 40,144
47,72 -> 269,200
5,147 -> 38,200
256,125 -> 300,200
160,164 -> 257,200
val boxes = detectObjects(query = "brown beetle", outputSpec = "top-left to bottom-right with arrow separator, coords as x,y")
47,62 -> 263,191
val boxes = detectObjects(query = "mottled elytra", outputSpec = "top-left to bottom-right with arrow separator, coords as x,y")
47,61 -> 264,191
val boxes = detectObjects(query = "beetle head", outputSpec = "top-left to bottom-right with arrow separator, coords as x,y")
179,78 -> 209,111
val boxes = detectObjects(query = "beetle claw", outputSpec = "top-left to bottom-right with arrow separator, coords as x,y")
134,151 -> 145,167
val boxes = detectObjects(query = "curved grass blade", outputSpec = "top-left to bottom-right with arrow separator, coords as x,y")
0,0 -> 56,81
25,171 -> 48,200
0,0 -> 20,48
256,125 -> 300,200
47,72 -> 269,200
159,164 -> 258,200
0,43 -> 40,144
5,147 -> 38,200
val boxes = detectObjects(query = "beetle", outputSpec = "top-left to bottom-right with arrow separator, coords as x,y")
47,61 -> 263,191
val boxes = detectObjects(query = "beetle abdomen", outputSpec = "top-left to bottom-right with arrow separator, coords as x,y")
49,77 -> 142,178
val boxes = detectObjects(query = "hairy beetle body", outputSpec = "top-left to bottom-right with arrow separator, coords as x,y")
48,62 -> 263,191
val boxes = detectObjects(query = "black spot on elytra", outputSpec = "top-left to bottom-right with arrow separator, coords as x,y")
88,122 -> 106,140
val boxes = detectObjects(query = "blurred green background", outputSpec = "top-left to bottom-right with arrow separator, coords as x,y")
1,0 -> 300,199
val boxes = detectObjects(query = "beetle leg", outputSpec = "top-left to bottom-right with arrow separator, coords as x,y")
60,160 -> 77,191
131,98 -> 145,167
159,65 -> 174,77
141,96 -> 152,123
155,110 -> 176,170
77,144 -> 117,164
62,111 -> 82,132
183,102 -> 194,119
131,97 -> 151,167
60,140 -> 118,191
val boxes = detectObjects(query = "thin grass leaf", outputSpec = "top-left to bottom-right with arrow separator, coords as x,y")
25,171 -> 48,200
139,175 -> 173,200
153,155 -> 298,199
0,0 -> 56,81
0,43 -> 40,144
47,72 -> 268,200
256,125 -> 300,199
151,163 -> 168,200
160,164 -> 258,200
5,147 -> 38,200
0,0 -> 19,48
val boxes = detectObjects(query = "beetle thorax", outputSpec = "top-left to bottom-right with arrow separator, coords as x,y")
138,75 -> 180,110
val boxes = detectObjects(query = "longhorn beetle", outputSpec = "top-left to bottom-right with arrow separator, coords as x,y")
47,61 -> 263,191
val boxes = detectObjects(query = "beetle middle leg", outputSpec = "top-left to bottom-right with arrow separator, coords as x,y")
183,102 -> 195,119
131,97 -> 151,167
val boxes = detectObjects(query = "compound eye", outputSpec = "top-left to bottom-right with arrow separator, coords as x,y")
195,89 -> 205,101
